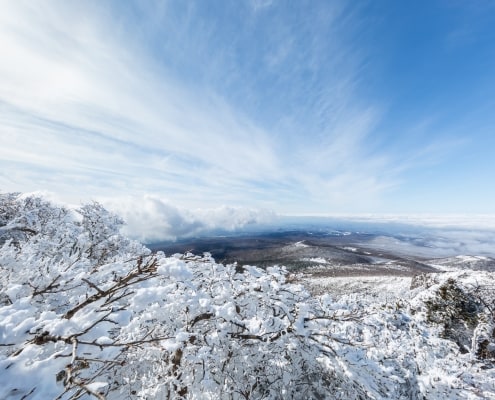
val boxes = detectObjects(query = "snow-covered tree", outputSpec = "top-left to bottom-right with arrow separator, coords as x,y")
0,193 -> 369,399
1,192 -> 494,399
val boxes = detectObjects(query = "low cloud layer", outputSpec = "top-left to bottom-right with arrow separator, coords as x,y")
278,214 -> 495,258
103,196 -> 275,243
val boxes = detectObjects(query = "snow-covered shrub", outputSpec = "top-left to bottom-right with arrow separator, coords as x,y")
1,192 -> 495,399
0,193 -> 375,399
424,277 -> 481,352
411,272 -> 495,360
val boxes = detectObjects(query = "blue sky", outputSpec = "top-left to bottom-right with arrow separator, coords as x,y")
1,0 -> 495,219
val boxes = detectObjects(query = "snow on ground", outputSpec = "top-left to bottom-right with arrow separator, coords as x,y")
302,257 -> 328,264
343,246 -> 357,252
304,260 -> 414,278
302,268 -> 495,399
427,255 -> 495,272
304,274 -> 413,301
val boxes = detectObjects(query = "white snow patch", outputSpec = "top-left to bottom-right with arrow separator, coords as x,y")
343,247 -> 357,252
86,381 -> 108,391
303,257 -> 328,264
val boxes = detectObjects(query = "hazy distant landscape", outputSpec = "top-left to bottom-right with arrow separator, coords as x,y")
149,225 -> 495,276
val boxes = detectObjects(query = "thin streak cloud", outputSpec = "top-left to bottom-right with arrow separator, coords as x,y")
2,0 -> 490,218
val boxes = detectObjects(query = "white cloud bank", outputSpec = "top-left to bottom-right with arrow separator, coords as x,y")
299,213 -> 495,231
103,196 -> 275,243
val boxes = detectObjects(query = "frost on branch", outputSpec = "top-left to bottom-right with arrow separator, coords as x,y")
1,192 -> 495,399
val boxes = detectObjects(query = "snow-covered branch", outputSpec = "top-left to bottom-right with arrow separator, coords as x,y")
0,192 -> 494,399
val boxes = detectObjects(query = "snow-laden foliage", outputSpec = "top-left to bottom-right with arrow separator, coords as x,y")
0,193 -> 370,399
1,192 -> 494,399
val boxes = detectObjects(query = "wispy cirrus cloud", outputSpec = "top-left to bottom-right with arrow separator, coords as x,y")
0,1 -> 284,206
0,0 -> 451,216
